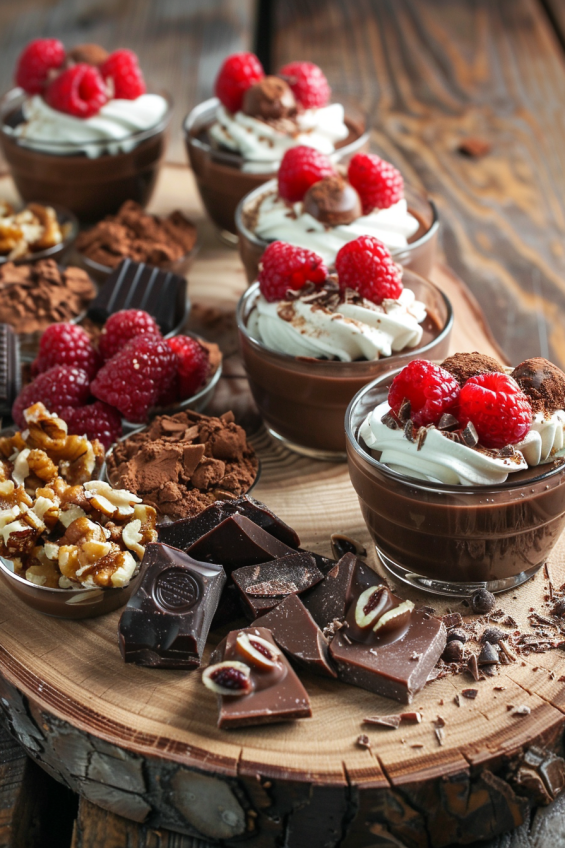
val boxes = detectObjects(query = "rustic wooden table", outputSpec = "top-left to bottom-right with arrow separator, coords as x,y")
1,1 -> 565,846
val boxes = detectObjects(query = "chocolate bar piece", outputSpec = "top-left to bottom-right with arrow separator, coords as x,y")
232,552 -> 323,617
255,594 -> 336,678
186,514 -> 295,574
207,626 -> 311,729
303,553 -> 383,630
87,258 -> 187,334
0,324 -> 20,416
159,495 -> 300,551
118,543 -> 226,668
330,611 -> 446,704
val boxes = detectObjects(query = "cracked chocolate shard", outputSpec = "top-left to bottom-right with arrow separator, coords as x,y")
254,594 -> 337,678
0,324 -> 19,416
87,258 -> 187,334
118,543 -> 226,668
302,553 -> 383,630
232,552 -> 323,617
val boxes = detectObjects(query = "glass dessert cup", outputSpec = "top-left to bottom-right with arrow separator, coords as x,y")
0,88 -> 173,222
184,96 -> 369,243
346,370 -> 565,597
236,179 -> 440,283
237,272 -> 453,461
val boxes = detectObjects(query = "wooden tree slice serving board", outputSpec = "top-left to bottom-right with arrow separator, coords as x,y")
1,165 -> 565,848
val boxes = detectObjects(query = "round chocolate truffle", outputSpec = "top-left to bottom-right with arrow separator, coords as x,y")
441,351 -> 504,386
303,175 -> 362,226
511,357 -> 565,415
66,43 -> 110,67
242,76 -> 297,121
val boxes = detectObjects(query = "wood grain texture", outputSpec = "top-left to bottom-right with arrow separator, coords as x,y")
271,0 -> 565,371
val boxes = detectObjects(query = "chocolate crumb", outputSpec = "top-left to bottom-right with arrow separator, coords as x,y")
410,743 -> 424,749
511,705 -> 531,717
467,653 -> 481,681
443,612 -> 463,629
462,688 -> 478,699
494,686 -> 506,691
481,627 -> 507,644
447,628 -> 468,644
435,727 -> 445,746
478,642 -> 499,665
453,694 -> 461,706
399,712 -> 422,723
357,734 -> 371,749
458,137 -> 492,158
363,715 -> 401,729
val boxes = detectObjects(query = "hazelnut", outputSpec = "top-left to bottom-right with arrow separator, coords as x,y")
373,600 -> 414,636
471,588 -> 495,614
235,632 -> 280,671
202,661 -> 253,696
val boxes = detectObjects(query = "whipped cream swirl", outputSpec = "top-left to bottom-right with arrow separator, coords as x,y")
251,190 -> 420,266
515,410 -> 565,466
10,94 -> 169,158
209,103 -> 350,173
248,288 -> 427,361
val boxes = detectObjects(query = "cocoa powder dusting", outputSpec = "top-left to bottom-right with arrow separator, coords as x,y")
441,352 -> 504,385
511,357 -> 565,415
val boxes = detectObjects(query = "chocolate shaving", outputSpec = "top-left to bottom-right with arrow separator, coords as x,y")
443,613 -> 463,629
437,413 -> 459,431
404,420 -> 415,442
399,712 -> 422,723
381,411 -> 400,430
461,421 -> 479,447
511,705 -> 531,716
462,688 -> 478,699
363,715 -> 401,729
467,653 -> 481,681
435,727 -> 445,746
398,398 -> 411,422
434,715 -> 446,727
499,641 -> 517,662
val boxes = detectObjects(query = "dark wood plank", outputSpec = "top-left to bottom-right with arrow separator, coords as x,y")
272,0 -> 565,370
0,0 -> 255,162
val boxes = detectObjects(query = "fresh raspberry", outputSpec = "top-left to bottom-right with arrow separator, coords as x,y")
164,336 -> 210,402
32,323 -> 100,381
348,153 -> 404,215
91,335 -> 177,423
458,373 -> 532,449
388,360 -> 461,428
45,63 -> 108,118
100,49 -> 146,99
98,309 -> 161,361
258,241 -> 328,302
335,236 -> 403,304
15,38 -> 65,94
59,401 -> 122,450
278,61 -> 331,109
12,366 -> 91,428
215,52 -> 264,113
278,146 -> 335,203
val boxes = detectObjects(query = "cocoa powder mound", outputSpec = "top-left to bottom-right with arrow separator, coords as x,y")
76,201 -> 197,269
441,351 -> 504,385
511,357 -> 565,415
106,409 -> 258,521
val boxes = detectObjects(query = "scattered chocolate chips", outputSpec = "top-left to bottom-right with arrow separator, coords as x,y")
446,628 -> 468,644
442,640 -> 464,662
481,627 -> 507,644
471,588 -> 496,614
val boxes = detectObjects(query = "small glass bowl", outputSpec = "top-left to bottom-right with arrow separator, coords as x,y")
0,87 -> 173,222
237,274 -> 453,460
236,180 -> 440,283
0,202 -> 78,267
346,369 -> 565,597
184,96 -> 369,241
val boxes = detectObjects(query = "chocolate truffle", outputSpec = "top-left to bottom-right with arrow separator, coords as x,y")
242,76 -> 297,121
511,357 -> 565,415
66,43 -> 109,66
303,175 -> 362,226
441,351 -> 504,385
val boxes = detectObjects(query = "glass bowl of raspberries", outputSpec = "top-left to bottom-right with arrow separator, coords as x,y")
346,354 -> 565,596
12,311 -> 223,450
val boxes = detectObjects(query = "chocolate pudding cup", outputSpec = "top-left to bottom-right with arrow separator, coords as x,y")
346,370 -> 565,597
0,88 -> 173,222
237,273 -> 453,461
184,97 -> 369,243
236,179 -> 439,283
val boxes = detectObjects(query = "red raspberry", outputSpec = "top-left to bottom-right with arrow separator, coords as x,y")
32,323 -> 100,381
258,241 -> 328,302
45,63 -> 108,118
15,38 -> 65,94
164,336 -> 210,402
98,309 -> 161,361
100,49 -> 146,100
59,401 -> 122,450
91,335 -> 177,423
278,146 -> 335,203
458,373 -> 532,449
278,61 -> 330,109
215,52 -> 264,113
388,360 -> 460,428
335,236 -> 403,304
12,366 -> 91,428
348,153 -> 404,215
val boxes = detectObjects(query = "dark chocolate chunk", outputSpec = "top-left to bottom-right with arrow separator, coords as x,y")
461,421 -> 479,447
254,594 -> 337,678
437,413 -> 459,431
118,543 -> 226,668
302,553 -> 383,630
0,324 -> 20,415
481,626 -> 507,644
478,642 -> 499,665
87,258 -> 187,334
447,628 -> 467,644
232,552 -> 323,617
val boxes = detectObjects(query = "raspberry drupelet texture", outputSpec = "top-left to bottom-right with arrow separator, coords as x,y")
45,63 -> 108,118
98,309 -> 161,361
458,373 -> 532,449
258,241 -> 328,302
100,49 -> 146,100
12,366 -> 91,428
32,323 -> 101,381
165,336 -> 210,401
388,360 -> 460,428
348,153 -> 404,215
335,235 -> 403,304
15,38 -> 66,94
278,61 -> 331,109
215,52 -> 264,113
60,401 -> 122,450
278,146 -> 335,203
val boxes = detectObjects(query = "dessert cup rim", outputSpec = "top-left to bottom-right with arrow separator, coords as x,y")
345,366 -> 565,495
0,200 -> 78,265
237,277 -> 454,370
0,86 -> 174,155
235,177 -> 440,255
182,96 -> 370,171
